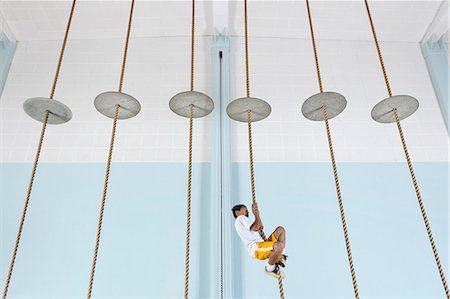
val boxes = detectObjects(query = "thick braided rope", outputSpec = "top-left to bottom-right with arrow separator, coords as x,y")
118,0 -> 135,93
365,0 -> 449,295
220,248 -> 223,299
305,0 -> 323,93
184,105 -> 194,299
87,1 -> 134,296
247,110 -> 285,299
323,106 -> 360,299
184,1 -> 195,295
2,1 -> 76,297
246,110 -> 265,239
393,109 -> 450,298
2,112 -> 49,299
244,0 -> 250,98
277,269 -> 285,299
364,0 -> 392,97
190,0 -> 195,91
247,110 -> 257,207
305,0 -> 359,295
243,1 -> 284,297
86,104 -> 120,299
50,0 -> 77,99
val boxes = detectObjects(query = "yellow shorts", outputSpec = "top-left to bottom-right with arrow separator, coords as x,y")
254,234 -> 277,260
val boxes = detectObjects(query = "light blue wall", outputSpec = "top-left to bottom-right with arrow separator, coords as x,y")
231,162 -> 449,298
1,163 -> 213,298
422,36 -> 449,133
0,32 -> 16,96
1,162 -> 448,298
211,34 -> 235,298
1,33 -> 448,299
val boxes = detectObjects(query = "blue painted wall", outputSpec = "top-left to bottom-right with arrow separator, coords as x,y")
0,32 -> 16,96
211,34 -> 235,298
1,163 -> 213,298
231,162 -> 449,298
1,162 -> 448,298
422,36 -> 449,133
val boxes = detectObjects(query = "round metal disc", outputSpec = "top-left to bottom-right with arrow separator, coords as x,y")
169,91 -> 214,118
371,95 -> 419,123
23,97 -> 72,124
94,91 -> 141,119
301,92 -> 347,121
226,97 -> 271,122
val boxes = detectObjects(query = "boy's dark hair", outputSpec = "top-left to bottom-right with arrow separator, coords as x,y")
231,204 -> 246,218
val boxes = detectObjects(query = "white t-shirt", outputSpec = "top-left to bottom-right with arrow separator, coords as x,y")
234,215 -> 264,256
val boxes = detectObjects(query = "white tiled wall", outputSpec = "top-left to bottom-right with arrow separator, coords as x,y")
230,37 -> 450,162
0,35 -> 448,163
1,1 -> 442,43
1,1 -> 215,41
0,36 -> 213,162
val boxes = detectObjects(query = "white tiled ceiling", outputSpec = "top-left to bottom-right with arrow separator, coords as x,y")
0,0 -> 443,42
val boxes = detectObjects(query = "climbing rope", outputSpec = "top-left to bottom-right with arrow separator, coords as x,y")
242,0 -> 284,297
86,104 -> 120,299
181,1 -> 198,298
244,0 -> 250,98
184,104 -> 194,299
364,0 -> 392,98
86,1 -> 135,297
364,1 -> 449,297
305,0 -> 323,94
2,1 -> 77,298
247,111 -> 285,299
393,109 -> 449,297
323,106 -> 359,298
50,0 -> 77,99
305,1 -> 360,297
190,0 -> 195,91
2,112 -> 49,299
246,110 -> 264,239
119,0 -> 135,93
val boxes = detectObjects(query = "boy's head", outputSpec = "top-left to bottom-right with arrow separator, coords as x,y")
232,204 -> 248,218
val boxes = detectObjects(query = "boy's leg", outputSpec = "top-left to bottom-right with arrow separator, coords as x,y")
263,241 -> 286,279
268,242 -> 284,266
270,226 -> 286,247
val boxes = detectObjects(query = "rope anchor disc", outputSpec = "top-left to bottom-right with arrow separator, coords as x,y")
301,92 -> 346,121
94,91 -> 141,119
371,95 -> 419,123
169,91 -> 214,118
4,0 -> 77,297
23,97 -> 72,124
227,97 -> 272,122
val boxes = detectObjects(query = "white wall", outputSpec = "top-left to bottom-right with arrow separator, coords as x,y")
230,37 -> 450,162
1,36 -> 213,162
1,35 -> 448,163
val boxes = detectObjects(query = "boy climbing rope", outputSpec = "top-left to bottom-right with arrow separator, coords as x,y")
232,202 -> 287,279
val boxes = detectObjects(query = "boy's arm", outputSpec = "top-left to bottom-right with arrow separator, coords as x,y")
250,202 -> 263,232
